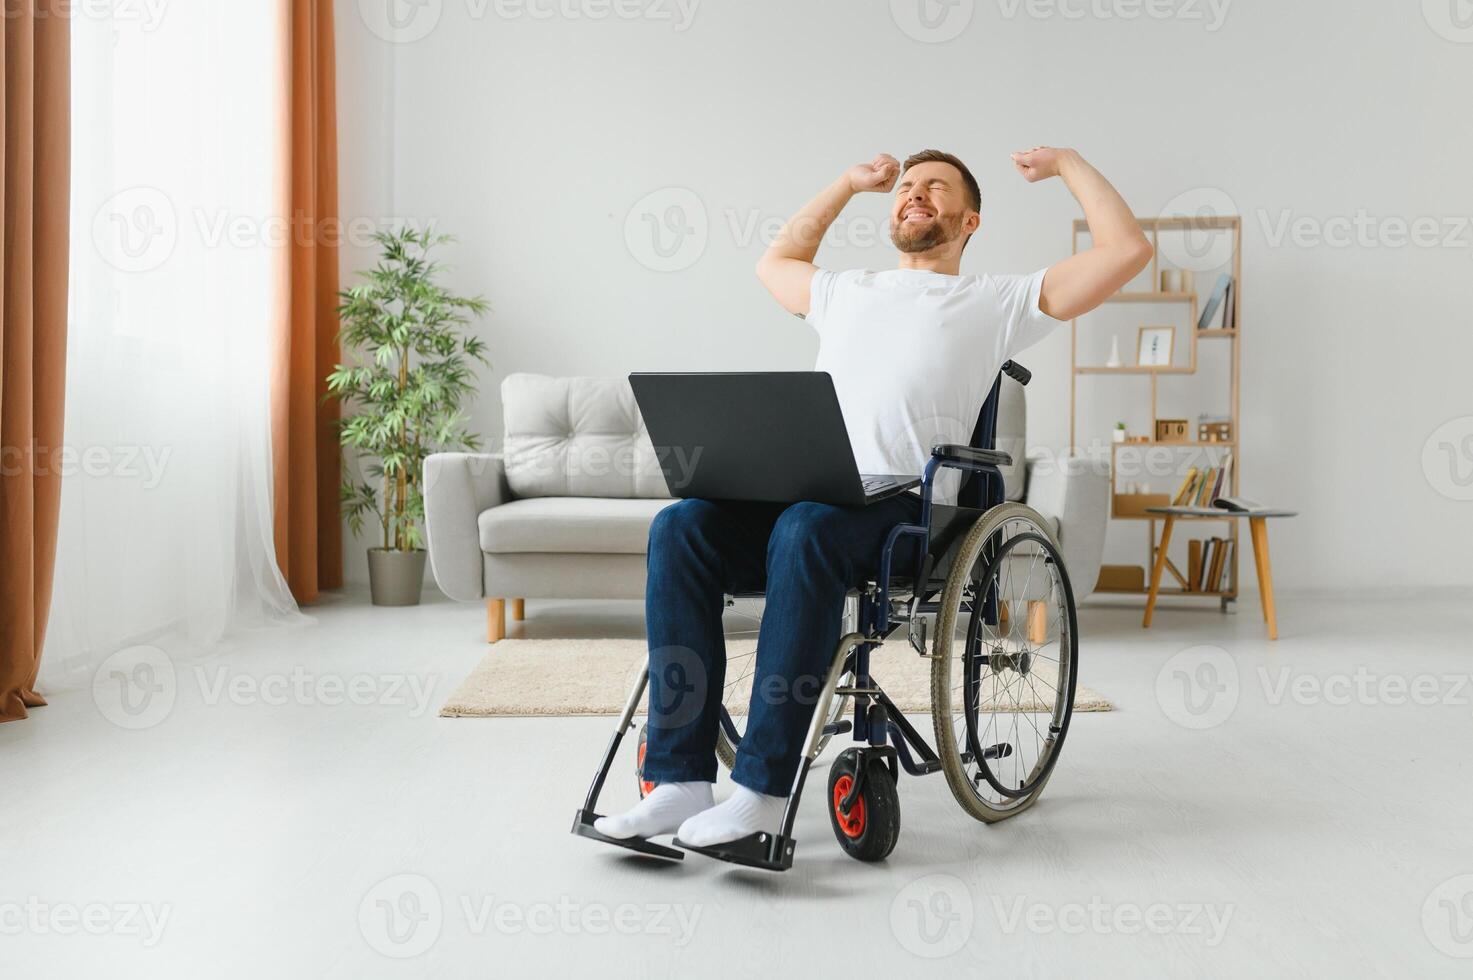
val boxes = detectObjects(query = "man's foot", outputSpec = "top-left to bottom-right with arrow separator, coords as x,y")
676,785 -> 787,847
594,782 -> 714,840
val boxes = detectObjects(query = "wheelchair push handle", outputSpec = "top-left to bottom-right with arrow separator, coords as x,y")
1001,360 -> 1031,386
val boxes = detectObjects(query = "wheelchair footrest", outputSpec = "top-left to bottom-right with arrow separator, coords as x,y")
571,809 -> 685,861
672,831 -> 795,872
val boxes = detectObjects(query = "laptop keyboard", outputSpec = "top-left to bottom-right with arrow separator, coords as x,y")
861,477 -> 894,493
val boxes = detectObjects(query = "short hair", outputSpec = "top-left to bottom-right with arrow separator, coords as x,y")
901,149 -> 981,214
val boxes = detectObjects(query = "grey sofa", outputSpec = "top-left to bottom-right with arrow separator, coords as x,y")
424,373 -> 1108,641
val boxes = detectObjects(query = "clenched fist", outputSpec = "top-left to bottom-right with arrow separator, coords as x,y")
846,153 -> 900,194
1011,146 -> 1077,183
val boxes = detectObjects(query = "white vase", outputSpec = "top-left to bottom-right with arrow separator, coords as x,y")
1106,335 -> 1123,368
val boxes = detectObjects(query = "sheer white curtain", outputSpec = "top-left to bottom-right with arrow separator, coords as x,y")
44,3 -> 306,688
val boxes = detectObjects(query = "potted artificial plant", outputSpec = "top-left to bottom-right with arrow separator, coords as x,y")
329,228 -> 489,606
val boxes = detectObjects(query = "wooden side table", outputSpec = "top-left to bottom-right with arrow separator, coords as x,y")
1142,507 -> 1297,640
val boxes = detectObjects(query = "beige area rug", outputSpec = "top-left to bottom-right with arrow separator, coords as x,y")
441,638 -> 1112,717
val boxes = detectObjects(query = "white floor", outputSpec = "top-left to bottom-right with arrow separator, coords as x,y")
4,589 -> 1472,978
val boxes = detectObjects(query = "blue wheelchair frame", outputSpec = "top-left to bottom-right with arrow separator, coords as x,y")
574,362 -> 1032,870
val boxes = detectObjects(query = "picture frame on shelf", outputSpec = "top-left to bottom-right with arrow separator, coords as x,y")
1136,325 -> 1175,367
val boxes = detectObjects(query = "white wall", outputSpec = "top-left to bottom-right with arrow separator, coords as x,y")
335,0 -> 1473,593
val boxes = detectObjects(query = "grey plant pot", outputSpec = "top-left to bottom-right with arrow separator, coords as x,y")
367,548 -> 427,606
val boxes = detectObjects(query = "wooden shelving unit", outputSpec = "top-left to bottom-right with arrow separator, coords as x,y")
1069,215 -> 1242,608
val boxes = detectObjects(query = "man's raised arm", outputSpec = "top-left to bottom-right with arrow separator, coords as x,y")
1012,147 -> 1153,321
756,154 -> 900,316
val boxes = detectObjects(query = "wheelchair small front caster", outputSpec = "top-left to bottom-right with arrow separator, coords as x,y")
634,725 -> 655,799
827,748 -> 900,862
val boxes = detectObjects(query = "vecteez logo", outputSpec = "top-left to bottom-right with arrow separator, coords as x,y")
1424,875 -> 1473,958
359,874 -> 444,958
890,0 -> 975,43
359,0 -> 444,43
92,645 -> 177,730
890,873 -> 974,957
1423,0 -> 1473,42
1422,416 -> 1473,501
1155,645 -> 1239,729
1155,187 -> 1238,272
624,187 -> 708,272
92,187 -> 179,274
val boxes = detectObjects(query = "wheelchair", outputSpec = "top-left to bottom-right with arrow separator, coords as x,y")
572,361 -> 1079,870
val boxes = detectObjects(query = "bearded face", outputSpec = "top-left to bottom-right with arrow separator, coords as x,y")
889,159 -> 978,256
890,205 -> 965,253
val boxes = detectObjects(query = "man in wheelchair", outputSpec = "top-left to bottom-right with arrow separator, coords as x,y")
588,147 -> 1151,862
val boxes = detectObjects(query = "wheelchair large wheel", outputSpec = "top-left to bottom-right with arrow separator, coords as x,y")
929,502 -> 1079,823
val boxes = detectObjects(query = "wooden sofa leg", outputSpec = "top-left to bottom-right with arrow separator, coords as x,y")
1027,600 -> 1049,645
510,598 -> 525,621
486,598 -> 506,643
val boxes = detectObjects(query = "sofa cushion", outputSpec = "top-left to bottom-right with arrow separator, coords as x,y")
502,373 -> 669,499
478,497 -> 676,555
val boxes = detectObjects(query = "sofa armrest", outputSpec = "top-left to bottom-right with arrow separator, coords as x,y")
1024,451 -> 1110,600
423,453 -> 509,601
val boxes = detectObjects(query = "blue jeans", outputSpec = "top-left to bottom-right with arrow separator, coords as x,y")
640,495 -> 922,796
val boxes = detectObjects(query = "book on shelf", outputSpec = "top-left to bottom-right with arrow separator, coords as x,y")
1172,452 -> 1233,506
1172,468 -> 1199,506
1208,453 -> 1233,503
1197,274 -> 1234,330
1188,536 -> 1235,592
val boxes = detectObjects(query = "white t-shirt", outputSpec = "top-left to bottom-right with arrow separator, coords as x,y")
807,267 -> 1064,505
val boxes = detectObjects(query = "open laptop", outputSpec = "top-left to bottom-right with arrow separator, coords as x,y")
629,372 -> 920,507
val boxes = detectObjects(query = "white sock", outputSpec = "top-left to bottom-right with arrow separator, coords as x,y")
676,785 -> 787,847
594,782 -> 714,840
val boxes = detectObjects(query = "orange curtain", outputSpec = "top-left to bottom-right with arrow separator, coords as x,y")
0,0 -> 70,723
271,0 -> 343,603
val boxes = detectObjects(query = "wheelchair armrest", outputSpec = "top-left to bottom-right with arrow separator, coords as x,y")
931,444 -> 1013,469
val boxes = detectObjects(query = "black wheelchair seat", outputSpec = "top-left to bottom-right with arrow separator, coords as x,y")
885,503 -> 986,594
926,504 -> 985,563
